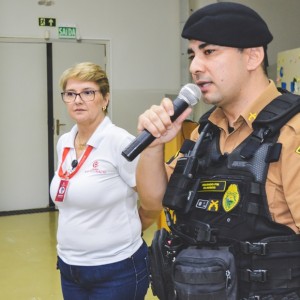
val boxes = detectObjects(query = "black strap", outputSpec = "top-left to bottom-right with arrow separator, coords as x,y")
240,92 -> 300,160
240,128 -> 270,159
253,92 -> 300,134
240,239 -> 300,255
180,139 -> 195,154
240,266 -> 300,283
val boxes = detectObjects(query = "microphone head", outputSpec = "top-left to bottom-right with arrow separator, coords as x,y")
179,83 -> 201,106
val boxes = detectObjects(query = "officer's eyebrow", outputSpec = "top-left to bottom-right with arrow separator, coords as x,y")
187,42 -> 210,54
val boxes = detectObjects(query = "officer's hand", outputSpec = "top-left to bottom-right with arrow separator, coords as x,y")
137,98 -> 192,147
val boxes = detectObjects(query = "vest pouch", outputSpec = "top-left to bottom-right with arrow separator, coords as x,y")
163,173 -> 198,211
163,157 -> 197,211
149,228 -> 177,300
173,248 -> 238,300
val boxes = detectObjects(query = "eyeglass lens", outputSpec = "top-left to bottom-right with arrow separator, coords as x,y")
62,90 -> 97,102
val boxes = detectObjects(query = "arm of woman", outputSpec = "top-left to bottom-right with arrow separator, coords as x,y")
138,205 -> 162,231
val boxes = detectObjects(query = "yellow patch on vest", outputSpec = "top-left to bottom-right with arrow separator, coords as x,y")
296,146 -> 300,154
207,200 -> 219,212
222,184 -> 240,212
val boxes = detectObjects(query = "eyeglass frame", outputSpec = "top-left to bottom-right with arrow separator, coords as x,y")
61,90 -> 101,103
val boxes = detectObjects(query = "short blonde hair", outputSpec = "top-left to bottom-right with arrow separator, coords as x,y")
59,62 -> 110,97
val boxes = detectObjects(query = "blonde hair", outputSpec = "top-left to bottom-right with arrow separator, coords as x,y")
59,62 -> 110,97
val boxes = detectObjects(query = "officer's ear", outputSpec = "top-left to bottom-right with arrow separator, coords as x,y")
245,47 -> 265,71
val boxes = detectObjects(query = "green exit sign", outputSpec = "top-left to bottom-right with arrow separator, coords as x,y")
58,27 -> 77,39
39,17 -> 56,27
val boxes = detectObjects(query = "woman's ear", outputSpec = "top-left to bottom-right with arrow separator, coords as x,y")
104,93 -> 110,105
246,47 -> 265,71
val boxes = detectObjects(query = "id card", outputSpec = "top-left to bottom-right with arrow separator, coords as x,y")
55,179 -> 69,202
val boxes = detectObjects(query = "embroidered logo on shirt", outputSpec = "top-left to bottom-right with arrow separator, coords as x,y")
296,146 -> 300,154
248,112 -> 257,122
93,161 -> 99,168
222,184 -> 240,212
85,160 -> 107,174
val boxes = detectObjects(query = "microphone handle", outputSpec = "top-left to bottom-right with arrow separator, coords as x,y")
122,129 -> 155,161
122,98 -> 189,161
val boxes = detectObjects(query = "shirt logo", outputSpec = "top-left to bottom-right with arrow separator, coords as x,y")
85,160 -> 107,174
248,112 -> 257,121
93,161 -> 99,168
222,184 -> 240,212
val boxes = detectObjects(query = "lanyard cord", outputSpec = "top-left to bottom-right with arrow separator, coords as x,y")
58,145 -> 93,179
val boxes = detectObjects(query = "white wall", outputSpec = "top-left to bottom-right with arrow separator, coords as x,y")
0,0 -> 181,134
1,0 -> 300,131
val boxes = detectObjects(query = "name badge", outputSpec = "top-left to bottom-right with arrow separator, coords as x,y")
55,179 -> 69,202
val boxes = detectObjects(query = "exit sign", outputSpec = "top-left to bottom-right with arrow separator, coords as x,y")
58,27 -> 77,39
39,17 -> 56,27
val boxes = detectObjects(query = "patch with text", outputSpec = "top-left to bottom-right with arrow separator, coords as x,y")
199,181 -> 226,192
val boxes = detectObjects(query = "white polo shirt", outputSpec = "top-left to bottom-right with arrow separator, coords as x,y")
50,117 -> 142,266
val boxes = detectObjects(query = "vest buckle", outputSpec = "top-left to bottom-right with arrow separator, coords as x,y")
245,269 -> 268,282
243,241 -> 267,255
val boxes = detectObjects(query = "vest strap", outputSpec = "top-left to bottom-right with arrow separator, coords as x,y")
240,266 -> 300,282
244,292 -> 300,300
172,220 -> 218,245
241,241 -> 267,255
240,240 -> 300,255
240,269 -> 268,282
240,128 -> 270,159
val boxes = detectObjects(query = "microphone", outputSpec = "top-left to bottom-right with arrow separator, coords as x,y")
122,83 -> 201,161
71,159 -> 78,169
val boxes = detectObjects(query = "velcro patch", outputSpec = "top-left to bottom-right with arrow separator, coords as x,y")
196,199 -> 220,212
199,181 -> 226,192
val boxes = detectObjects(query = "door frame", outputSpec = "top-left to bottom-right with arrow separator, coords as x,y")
47,39 -> 111,206
0,37 -> 111,207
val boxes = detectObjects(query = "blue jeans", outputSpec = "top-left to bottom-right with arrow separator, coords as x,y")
57,242 -> 150,300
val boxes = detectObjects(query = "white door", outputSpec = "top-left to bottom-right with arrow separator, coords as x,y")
0,42 -> 49,211
52,41 -> 107,168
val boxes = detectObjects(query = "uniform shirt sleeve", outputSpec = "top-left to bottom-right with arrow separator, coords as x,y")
267,115 -> 300,233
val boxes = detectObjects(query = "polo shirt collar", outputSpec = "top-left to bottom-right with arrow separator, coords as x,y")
64,116 -> 112,149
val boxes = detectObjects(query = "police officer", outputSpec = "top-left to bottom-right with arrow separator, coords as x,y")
136,2 -> 300,299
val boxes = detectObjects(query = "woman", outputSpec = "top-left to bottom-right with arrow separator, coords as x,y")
50,62 -> 157,300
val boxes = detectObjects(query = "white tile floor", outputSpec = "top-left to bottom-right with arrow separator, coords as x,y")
0,211 -> 159,300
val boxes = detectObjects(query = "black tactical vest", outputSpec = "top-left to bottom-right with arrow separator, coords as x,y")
163,91 -> 300,299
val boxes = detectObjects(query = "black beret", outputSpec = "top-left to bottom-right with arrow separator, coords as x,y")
182,2 -> 273,48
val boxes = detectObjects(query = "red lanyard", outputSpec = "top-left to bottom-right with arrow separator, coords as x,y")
58,145 -> 93,179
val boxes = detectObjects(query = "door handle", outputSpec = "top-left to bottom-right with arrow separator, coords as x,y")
56,119 -> 66,135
